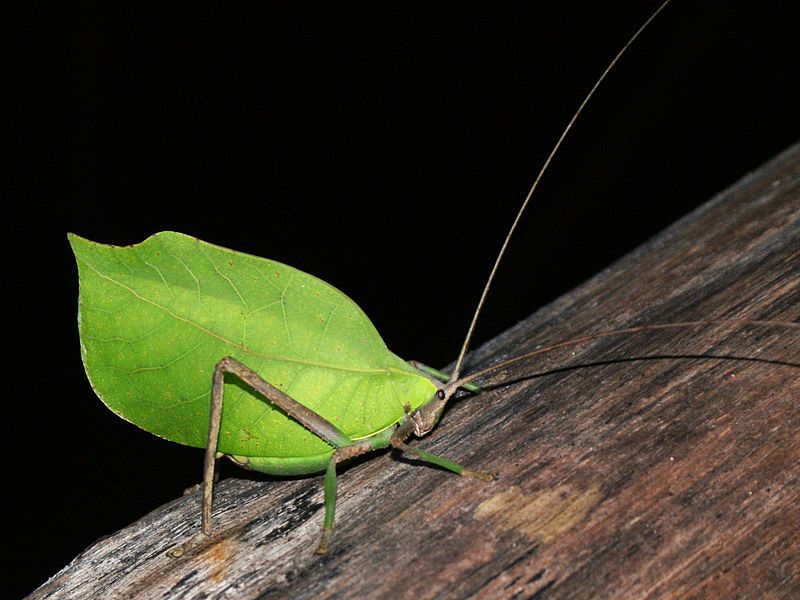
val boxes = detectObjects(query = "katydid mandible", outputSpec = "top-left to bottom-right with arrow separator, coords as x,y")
67,0 -> 795,555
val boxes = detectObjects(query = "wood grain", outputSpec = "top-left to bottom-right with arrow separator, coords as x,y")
31,143 -> 799,599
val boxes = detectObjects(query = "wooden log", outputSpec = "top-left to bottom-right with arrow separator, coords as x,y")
31,143 -> 800,599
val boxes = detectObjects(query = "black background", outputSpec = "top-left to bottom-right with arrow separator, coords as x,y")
8,2 -> 799,597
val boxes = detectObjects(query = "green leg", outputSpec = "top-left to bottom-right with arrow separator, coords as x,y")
409,360 -> 482,393
315,457 -> 337,555
391,440 -> 494,481
313,429 -> 395,554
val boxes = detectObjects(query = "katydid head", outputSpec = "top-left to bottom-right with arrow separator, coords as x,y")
410,386 -> 453,438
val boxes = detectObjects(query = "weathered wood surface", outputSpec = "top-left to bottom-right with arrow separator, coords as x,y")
32,144 -> 799,599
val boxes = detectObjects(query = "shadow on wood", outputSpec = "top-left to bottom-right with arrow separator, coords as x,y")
31,144 -> 799,598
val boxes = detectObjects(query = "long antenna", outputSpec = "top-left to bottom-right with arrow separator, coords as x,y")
449,0 -> 672,385
453,320 -> 800,389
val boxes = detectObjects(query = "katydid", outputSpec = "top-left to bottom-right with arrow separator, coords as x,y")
67,0 -> 797,557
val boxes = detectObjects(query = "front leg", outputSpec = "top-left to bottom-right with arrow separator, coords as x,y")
388,415 -> 494,481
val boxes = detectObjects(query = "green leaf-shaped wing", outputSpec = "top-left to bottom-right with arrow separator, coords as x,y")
69,232 -> 435,458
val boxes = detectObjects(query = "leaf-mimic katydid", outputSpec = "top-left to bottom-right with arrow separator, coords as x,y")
68,0 -> 799,558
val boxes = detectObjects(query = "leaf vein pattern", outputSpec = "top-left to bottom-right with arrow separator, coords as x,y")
337,375 -> 366,434
82,299 -> 135,315
279,273 -> 294,344
159,390 -> 208,411
244,358 -> 274,432
163,244 -> 203,309
142,259 -> 174,300
305,372 -> 347,415
82,320 -> 170,344
317,298 -> 342,353
251,263 -> 285,296
125,341 -> 204,374
79,256 -> 403,375
199,243 -> 249,310
244,298 -> 283,318
282,364 -> 306,399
